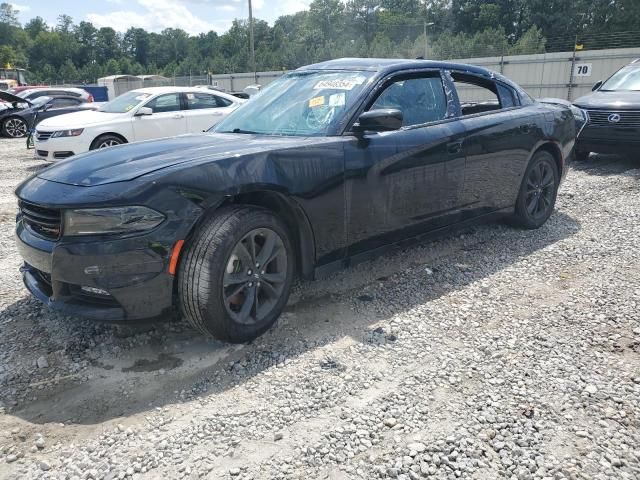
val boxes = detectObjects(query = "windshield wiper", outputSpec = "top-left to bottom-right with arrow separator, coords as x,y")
219,128 -> 259,134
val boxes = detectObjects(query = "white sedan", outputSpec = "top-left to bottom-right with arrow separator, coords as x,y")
33,86 -> 244,161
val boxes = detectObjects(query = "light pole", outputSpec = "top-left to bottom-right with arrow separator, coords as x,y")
248,0 -> 256,82
423,21 -> 435,58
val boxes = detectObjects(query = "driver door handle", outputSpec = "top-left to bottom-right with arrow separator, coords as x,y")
173,114 -> 184,119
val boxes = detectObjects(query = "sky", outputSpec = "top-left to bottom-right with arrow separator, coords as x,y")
10,0 -> 313,35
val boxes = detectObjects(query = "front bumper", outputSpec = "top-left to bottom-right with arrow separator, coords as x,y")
34,134 -> 91,161
16,221 -> 176,322
577,124 -> 640,154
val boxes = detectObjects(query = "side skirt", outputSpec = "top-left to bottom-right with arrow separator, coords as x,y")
313,208 -> 513,280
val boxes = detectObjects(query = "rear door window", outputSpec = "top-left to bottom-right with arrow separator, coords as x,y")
145,93 -> 182,113
451,72 -> 504,116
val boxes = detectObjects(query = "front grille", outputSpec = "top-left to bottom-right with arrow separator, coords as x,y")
36,131 -> 54,141
19,201 -> 61,240
53,151 -> 74,159
587,110 -> 640,128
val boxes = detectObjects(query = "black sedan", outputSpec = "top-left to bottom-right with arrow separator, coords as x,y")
15,58 -> 577,342
574,60 -> 640,160
0,91 -> 93,138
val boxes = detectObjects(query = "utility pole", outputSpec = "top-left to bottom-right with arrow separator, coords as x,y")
248,0 -> 256,83
423,21 -> 434,59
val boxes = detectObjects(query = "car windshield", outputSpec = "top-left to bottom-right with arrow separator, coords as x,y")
600,65 -> 640,91
99,91 -> 152,113
213,70 -> 374,136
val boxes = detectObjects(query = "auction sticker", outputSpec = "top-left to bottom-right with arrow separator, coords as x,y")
329,92 -> 346,106
314,79 -> 362,90
309,96 -> 325,107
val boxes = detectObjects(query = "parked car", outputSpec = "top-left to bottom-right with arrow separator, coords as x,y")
0,91 -> 94,138
15,58 -> 577,343
18,87 -> 94,103
194,85 -> 251,99
573,59 -> 640,160
32,86 -> 244,161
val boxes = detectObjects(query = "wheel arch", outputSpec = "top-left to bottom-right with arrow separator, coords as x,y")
532,141 -> 563,177
90,132 -> 128,149
219,190 -> 317,280
180,189 -> 317,281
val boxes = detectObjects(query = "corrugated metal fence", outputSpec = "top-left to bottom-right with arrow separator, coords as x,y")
208,47 -> 640,101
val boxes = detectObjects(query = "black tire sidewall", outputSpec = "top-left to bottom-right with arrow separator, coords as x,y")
179,207 -> 295,343
514,151 -> 559,229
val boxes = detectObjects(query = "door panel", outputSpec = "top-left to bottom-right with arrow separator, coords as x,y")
344,72 -> 466,257
458,108 -> 542,214
184,92 -> 234,132
133,93 -> 187,141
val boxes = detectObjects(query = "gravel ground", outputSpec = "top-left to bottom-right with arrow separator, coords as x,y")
0,137 -> 639,480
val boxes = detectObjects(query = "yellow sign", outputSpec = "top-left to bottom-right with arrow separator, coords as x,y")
308,96 -> 325,108
575,43 -> 584,51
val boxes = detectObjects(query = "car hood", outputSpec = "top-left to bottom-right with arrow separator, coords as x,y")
37,109 -> 128,129
0,90 -> 32,106
36,133 -> 337,187
573,90 -> 640,110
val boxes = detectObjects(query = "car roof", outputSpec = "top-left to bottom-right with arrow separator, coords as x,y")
130,86 -> 241,100
297,57 -> 520,91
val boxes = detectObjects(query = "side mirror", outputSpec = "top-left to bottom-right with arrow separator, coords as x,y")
353,109 -> 403,134
592,80 -> 603,92
135,106 -> 153,116
42,103 -> 53,112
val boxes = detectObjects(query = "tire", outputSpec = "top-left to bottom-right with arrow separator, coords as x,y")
2,117 -> 28,138
90,134 -> 124,150
178,206 -> 295,343
512,150 -> 559,229
575,149 -> 590,162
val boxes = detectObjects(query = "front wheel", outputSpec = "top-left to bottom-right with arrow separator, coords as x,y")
90,134 -> 123,150
512,151 -> 559,229
2,117 -> 28,138
178,206 -> 294,343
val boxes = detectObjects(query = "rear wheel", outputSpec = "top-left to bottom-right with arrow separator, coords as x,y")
90,134 -> 124,150
2,117 -> 28,138
178,206 -> 294,343
512,150 -> 559,229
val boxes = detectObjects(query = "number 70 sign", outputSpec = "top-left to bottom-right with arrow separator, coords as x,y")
574,63 -> 592,77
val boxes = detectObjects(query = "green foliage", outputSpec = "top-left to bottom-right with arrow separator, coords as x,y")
0,1 -> 639,83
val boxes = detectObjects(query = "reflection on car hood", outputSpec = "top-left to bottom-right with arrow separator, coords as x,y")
36,109 -> 127,129
573,91 -> 640,110
36,133 -> 336,187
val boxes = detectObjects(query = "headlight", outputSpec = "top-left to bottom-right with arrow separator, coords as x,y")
63,206 -> 165,236
51,128 -> 84,138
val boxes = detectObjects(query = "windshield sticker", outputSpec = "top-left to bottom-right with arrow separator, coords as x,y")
186,93 -> 195,99
309,96 -> 325,108
314,79 -> 363,90
125,105 -> 134,111
328,92 -> 346,107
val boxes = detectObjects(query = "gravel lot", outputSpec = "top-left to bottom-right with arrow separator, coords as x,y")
0,137 -> 639,480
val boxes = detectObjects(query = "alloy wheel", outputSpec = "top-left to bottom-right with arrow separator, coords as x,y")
223,228 -> 288,325
525,160 -> 555,220
5,118 -> 27,138
98,139 -> 121,148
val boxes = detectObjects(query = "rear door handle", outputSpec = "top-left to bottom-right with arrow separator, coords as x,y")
447,140 -> 463,154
